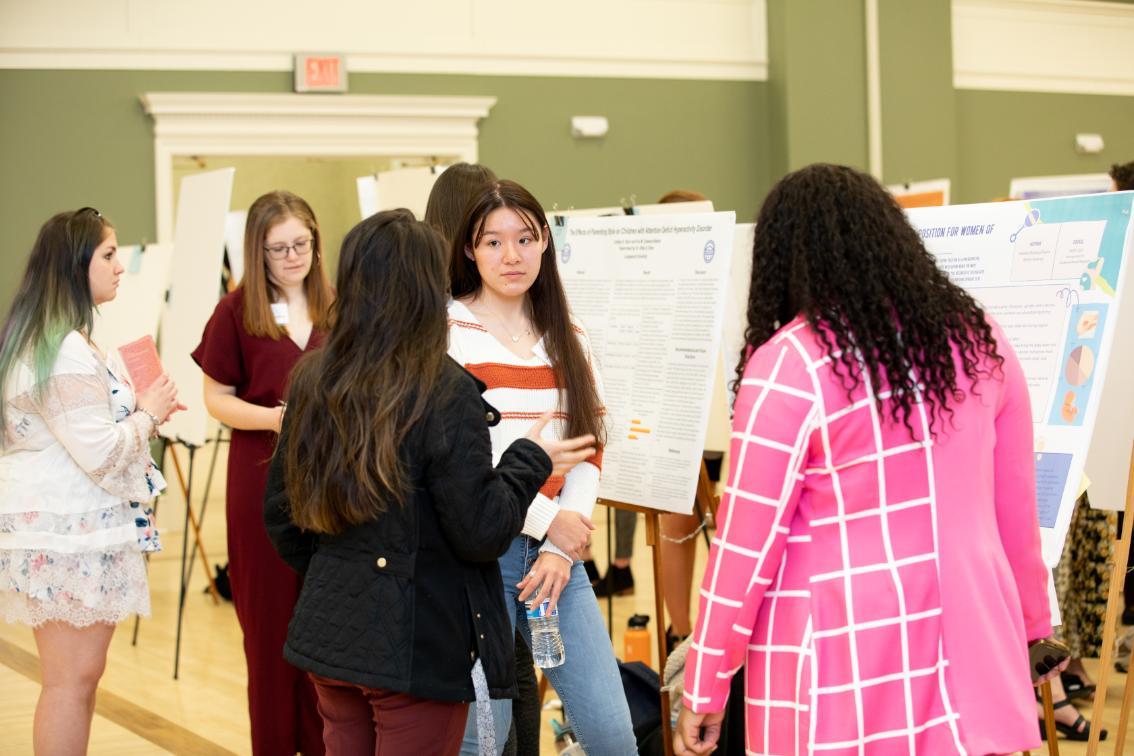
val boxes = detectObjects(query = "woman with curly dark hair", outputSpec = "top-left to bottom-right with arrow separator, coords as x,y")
674,164 -> 1061,754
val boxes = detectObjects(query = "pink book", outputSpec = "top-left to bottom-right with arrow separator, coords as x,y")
117,335 -> 163,394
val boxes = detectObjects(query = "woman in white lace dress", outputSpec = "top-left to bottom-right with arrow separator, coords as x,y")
0,208 -> 181,754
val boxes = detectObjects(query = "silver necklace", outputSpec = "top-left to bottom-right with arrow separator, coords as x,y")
483,308 -> 532,343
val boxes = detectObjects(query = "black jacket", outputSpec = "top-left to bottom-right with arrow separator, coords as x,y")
263,359 -> 552,702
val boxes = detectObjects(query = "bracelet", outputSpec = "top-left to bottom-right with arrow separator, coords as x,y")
140,409 -> 161,429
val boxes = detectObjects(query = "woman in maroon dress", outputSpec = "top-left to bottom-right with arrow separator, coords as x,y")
192,191 -> 333,755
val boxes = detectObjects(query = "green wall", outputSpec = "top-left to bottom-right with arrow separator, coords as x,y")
878,0 -> 957,187
955,90 -> 1134,203
2,63 -> 1133,312
766,0 -> 869,175
0,69 -> 770,310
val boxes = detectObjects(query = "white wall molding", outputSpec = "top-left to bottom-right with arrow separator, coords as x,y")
0,1 -> 768,81
0,50 -> 768,81
953,0 -> 1134,96
141,93 -> 496,242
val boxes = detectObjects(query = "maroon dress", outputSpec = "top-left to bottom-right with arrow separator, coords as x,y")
192,288 -> 326,756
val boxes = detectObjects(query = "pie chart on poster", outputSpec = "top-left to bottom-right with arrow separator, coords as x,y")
1065,345 -> 1096,386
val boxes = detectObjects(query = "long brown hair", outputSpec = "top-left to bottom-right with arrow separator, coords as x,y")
283,209 -> 450,534
450,180 -> 606,444
0,208 -> 112,437
424,163 -> 498,244
241,191 -> 333,338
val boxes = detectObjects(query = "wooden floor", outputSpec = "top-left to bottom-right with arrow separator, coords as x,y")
0,441 -> 1131,754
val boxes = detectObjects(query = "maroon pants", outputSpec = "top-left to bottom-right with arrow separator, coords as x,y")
227,441 -> 324,756
310,675 -> 469,756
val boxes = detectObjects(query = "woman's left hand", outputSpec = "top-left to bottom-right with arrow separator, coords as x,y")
673,705 -> 723,754
517,551 -> 572,612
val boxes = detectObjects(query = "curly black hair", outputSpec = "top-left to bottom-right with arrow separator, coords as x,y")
1111,161 -> 1134,192
737,163 -> 1003,436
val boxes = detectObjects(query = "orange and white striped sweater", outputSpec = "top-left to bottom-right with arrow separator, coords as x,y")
447,299 -> 604,563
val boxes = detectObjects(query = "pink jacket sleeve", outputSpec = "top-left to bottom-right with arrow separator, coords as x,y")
683,336 -> 817,713
993,336 -> 1052,641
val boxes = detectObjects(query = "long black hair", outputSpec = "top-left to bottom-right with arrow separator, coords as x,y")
450,180 -> 606,444
283,209 -> 450,534
738,163 -> 1003,434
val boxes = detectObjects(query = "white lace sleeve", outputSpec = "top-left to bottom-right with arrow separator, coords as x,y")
25,335 -> 156,502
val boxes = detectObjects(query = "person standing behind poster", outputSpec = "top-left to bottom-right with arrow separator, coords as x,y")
449,180 -> 637,755
192,191 -> 332,755
676,164 -> 1059,754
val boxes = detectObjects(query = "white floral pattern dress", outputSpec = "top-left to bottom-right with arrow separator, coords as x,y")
0,331 -> 165,627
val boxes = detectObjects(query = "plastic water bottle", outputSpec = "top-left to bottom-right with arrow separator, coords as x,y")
527,599 -> 565,668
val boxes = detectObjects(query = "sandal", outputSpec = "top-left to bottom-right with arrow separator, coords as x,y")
1039,699 -> 1107,742
666,625 -> 690,655
1060,671 -> 1096,700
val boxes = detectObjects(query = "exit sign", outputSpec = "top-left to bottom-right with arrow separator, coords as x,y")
294,54 -> 347,93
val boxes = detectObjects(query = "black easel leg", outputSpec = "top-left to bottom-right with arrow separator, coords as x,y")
134,436 -> 171,648
606,504 -> 614,640
174,444 -> 196,679
186,426 -> 224,584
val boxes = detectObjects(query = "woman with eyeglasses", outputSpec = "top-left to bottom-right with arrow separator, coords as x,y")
0,208 -> 182,754
192,190 -> 333,755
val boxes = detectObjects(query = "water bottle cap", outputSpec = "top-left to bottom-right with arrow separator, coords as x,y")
628,613 -> 650,629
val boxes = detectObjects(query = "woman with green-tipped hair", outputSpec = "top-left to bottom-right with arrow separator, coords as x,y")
0,208 -> 182,754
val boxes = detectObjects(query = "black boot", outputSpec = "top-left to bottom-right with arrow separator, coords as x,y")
593,564 -> 635,597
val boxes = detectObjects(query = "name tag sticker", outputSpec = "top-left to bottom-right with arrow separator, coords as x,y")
271,302 -> 290,325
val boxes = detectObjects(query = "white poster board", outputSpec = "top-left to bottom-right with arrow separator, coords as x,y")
224,210 -> 247,285
905,192 -> 1134,565
1009,173 -> 1113,200
721,224 -> 756,405
159,168 -> 235,447
357,166 -> 444,221
636,199 -> 729,451
91,243 -> 173,355
557,212 -> 736,513
356,175 -> 379,221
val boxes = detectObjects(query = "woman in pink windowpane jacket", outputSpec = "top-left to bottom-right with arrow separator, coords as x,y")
675,164 -> 1060,755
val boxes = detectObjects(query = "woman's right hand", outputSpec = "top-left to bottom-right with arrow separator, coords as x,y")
138,374 -> 180,423
546,510 -> 595,560
524,412 -> 596,477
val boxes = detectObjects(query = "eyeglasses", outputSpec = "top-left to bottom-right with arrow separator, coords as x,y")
264,238 -> 314,260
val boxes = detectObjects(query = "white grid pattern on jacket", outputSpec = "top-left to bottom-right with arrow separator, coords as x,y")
685,320 -> 966,755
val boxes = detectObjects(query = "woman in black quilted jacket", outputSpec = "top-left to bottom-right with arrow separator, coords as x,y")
263,209 -> 596,755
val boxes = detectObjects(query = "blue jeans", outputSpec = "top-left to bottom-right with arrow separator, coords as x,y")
460,536 -> 638,755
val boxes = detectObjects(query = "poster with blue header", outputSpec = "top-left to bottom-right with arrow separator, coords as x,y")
905,192 -> 1134,566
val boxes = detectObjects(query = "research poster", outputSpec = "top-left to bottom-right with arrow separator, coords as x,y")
1009,173 -> 1113,201
556,212 -> 736,514
906,192 -> 1134,565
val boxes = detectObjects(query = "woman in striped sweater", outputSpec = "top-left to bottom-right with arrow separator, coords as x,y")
449,180 -> 638,755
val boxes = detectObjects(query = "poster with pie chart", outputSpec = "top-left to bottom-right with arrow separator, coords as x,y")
1064,345 -> 1095,385
1049,303 -> 1108,427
